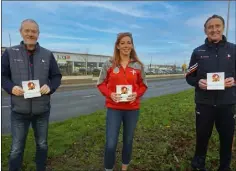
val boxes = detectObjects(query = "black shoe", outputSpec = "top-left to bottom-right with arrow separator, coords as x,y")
217,167 -> 232,171
192,168 -> 208,171
191,156 -> 207,171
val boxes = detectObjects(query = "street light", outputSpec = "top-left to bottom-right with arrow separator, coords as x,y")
149,56 -> 152,70
9,33 -> 11,46
226,0 -> 231,39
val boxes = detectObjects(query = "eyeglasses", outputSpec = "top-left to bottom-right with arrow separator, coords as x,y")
117,32 -> 132,37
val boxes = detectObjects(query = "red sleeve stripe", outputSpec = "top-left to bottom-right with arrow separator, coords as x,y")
187,63 -> 198,72
189,63 -> 198,69
186,67 -> 197,76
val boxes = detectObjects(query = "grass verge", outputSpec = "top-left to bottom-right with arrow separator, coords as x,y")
1,89 -> 236,170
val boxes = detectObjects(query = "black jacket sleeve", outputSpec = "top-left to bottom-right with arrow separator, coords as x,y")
234,44 -> 236,85
48,53 -> 62,94
185,51 -> 199,87
235,44 -> 236,78
1,49 -> 17,94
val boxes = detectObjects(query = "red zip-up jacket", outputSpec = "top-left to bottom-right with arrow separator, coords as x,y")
97,59 -> 148,110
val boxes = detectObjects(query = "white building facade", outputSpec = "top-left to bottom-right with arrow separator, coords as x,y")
2,47 -> 111,75
52,51 -> 111,74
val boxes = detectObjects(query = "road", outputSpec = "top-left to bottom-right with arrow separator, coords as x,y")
1,78 -> 192,134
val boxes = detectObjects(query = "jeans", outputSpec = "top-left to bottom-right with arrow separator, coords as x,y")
104,108 -> 139,169
8,111 -> 50,171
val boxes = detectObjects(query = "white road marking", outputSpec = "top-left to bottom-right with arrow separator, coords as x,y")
83,95 -> 96,98
2,105 -> 11,108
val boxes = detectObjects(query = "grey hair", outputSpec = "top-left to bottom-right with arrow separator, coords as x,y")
204,14 -> 225,28
20,19 -> 40,32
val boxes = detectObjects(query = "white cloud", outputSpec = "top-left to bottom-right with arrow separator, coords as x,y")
95,18 -> 143,31
185,2 -> 235,32
41,42 -> 113,56
167,41 -> 190,48
2,30 -> 21,47
40,33 -> 91,41
155,1 -> 180,14
151,39 -> 190,48
34,2 -> 62,14
76,22 -> 124,34
185,14 -> 210,28
75,1 -> 178,19
129,24 -> 142,29
1,30 -> 91,48
75,2 -> 148,18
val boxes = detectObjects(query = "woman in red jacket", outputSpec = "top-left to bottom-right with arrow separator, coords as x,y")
97,32 -> 148,171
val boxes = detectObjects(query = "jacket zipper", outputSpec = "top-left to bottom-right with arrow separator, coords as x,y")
122,63 -> 129,79
215,46 -> 219,106
122,60 -> 132,82
28,53 -> 33,115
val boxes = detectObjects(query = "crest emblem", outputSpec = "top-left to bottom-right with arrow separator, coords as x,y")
130,69 -> 136,75
113,67 -> 119,74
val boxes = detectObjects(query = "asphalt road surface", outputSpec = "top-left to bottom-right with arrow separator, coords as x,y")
1,78 -> 192,134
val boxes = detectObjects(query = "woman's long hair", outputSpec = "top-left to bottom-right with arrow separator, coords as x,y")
111,32 -> 143,68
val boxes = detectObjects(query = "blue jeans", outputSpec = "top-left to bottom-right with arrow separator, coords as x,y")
104,108 -> 139,169
9,111 -> 50,171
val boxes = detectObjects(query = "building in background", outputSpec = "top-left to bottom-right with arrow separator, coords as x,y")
2,47 -> 6,54
144,64 -> 181,74
53,51 -> 111,75
2,47 -> 111,76
2,47 -> 182,75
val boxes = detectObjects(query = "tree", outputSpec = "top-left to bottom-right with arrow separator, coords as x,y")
182,63 -> 187,74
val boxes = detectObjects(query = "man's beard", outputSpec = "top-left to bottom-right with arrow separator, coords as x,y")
212,39 -> 220,43
23,40 -> 37,45
210,34 -> 222,43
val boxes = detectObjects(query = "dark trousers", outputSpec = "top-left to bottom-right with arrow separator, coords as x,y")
8,111 -> 50,171
194,103 -> 235,169
104,108 -> 139,169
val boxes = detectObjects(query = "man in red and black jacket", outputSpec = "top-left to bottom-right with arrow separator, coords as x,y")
186,15 -> 236,171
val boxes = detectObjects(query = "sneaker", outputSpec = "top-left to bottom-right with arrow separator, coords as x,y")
217,167 -> 232,171
191,156 -> 207,171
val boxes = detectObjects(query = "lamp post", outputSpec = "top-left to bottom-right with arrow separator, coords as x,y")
226,0 -> 231,39
9,33 -> 11,46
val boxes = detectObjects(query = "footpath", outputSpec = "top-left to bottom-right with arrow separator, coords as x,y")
60,74 -> 184,87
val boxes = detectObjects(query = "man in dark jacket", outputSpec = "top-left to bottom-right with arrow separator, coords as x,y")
1,19 -> 62,171
186,14 -> 236,171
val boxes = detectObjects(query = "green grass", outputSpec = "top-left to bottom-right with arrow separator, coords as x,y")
1,89 -> 236,171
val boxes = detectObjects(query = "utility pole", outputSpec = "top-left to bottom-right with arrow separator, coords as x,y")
9,33 -> 11,46
226,0 -> 231,39
149,56 -> 152,71
85,48 -> 89,75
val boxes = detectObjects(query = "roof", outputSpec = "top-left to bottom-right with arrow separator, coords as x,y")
52,50 -> 112,58
1,46 -> 112,58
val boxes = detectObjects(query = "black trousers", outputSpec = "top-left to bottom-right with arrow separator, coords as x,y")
194,103 -> 235,168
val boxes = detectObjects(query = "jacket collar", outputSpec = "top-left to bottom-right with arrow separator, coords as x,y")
205,35 -> 227,48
